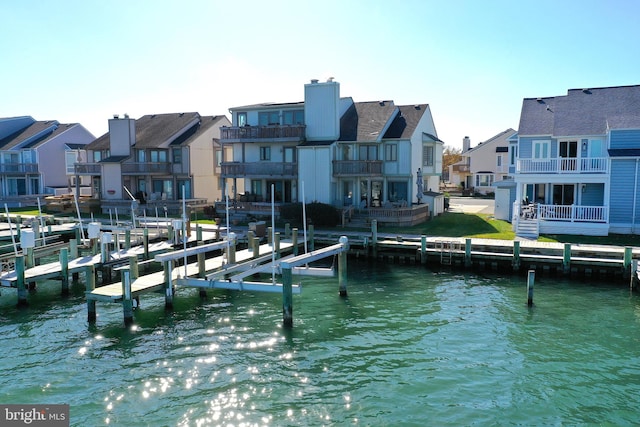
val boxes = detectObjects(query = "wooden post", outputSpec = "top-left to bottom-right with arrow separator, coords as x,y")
86,265 -> 96,322
267,226 -> 273,245
282,263 -> 293,327
129,256 -> 139,280
125,229 -> 131,249
371,220 -> 378,257
74,224 -> 81,244
143,228 -> 149,260
563,243 -> 571,275
512,240 -> 521,271
465,238 -> 472,268
338,236 -> 348,297
420,235 -> 427,265
527,269 -> 535,306
285,223 -> 290,239
309,224 -> 315,252
197,243 -> 207,297
16,255 -> 27,307
292,228 -> 299,256
69,239 -> 80,281
122,269 -> 134,326
164,260 -> 174,309
26,247 -> 34,268
630,259 -> 638,290
228,236 -> 236,265
33,221 -> 41,246
167,224 -> 174,242
274,232 -> 281,259
623,247 -> 632,279
60,247 -> 69,295
253,236 -> 260,258
91,238 -> 98,256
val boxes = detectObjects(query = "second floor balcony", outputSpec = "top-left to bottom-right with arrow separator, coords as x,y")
517,157 -> 608,174
0,163 -> 38,174
74,163 -> 101,175
220,125 -> 306,143
122,162 -> 172,175
221,162 -> 298,178
332,160 -> 383,177
452,164 -> 470,173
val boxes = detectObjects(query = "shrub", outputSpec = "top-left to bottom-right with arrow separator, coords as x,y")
280,202 -> 340,227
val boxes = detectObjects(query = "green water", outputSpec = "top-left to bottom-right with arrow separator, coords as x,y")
1,261 -> 639,426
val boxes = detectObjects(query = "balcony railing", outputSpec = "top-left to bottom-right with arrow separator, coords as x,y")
74,163 -> 101,175
517,157 -> 608,174
332,160 -> 383,176
0,163 -> 38,174
220,125 -> 306,142
452,164 -> 470,173
518,203 -> 608,223
220,162 -> 297,178
121,162 -> 172,174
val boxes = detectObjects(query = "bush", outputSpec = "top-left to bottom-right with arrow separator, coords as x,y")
280,202 -> 340,227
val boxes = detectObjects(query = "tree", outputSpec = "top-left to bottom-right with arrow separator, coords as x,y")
442,145 -> 462,182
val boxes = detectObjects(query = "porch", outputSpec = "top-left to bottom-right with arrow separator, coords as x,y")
514,202 -> 609,237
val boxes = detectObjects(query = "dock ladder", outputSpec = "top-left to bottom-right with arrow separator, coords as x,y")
436,240 -> 458,265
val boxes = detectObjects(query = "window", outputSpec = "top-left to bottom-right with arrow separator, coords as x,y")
259,111 -> 280,126
359,145 -> 377,160
510,146 -> 517,166
497,155 -> 502,167
388,181 -> 408,202
215,149 -> 222,167
152,179 -> 173,199
260,146 -> 271,161
423,145 -> 434,167
65,150 -> 77,174
150,150 -> 167,162
93,151 -> 102,162
283,110 -> 304,125
173,148 -> 182,164
237,112 -> 247,127
137,150 -> 146,162
177,179 -> 191,199
284,147 -> 296,163
475,174 -> 494,187
533,140 -> 550,159
385,144 -> 397,161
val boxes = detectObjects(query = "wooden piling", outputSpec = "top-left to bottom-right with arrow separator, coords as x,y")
465,238 -> 472,268
26,247 -> 34,268
125,229 -> 131,249
563,243 -> 571,275
267,226 -> 273,245
143,228 -> 149,260
292,228 -> 299,256
623,247 -> 632,279
285,223 -> 290,239
527,269 -> 535,306
60,247 -> 69,295
338,236 -> 348,297
282,264 -> 293,327
163,260 -> 174,309
420,235 -> 427,265
274,232 -> 281,259
512,240 -> 521,271
227,236 -> 236,265
630,259 -> 638,290
86,265 -> 96,322
196,225 -> 203,243
122,269 -> 134,326
16,255 -> 27,307
371,220 -> 378,257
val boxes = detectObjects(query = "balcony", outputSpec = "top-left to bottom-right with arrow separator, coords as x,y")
332,160 -> 383,177
0,163 -> 38,174
452,164 -> 470,173
220,125 -> 305,143
517,157 -> 608,174
74,163 -> 101,175
122,162 -> 172,175
220,162 -> 298,178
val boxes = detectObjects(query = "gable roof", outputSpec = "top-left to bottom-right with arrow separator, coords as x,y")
383,104 -> 430,139
87,113 -> 226,151
464,128 -> 516,154
519,85 -> 640,136
338,100 -> 397,142
0,121 -> 82,150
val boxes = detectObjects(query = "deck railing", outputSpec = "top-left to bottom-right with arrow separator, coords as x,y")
74,163 -> 101,175
332,160 -> 383,176
0,163 -> 38,173
220,125 -> 305,141
517,157 -> 608,174
518,203 -> 608,223
220,162 -> 297,177
121,162 -> 172,174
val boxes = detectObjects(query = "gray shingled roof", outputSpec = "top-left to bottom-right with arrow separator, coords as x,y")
0,120 -> 60,149
86,113 -> 224,151
519,85 -> 640,136
338,101 -> 397,142
383,104 -> 430,139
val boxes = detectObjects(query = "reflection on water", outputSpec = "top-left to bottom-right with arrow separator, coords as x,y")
1,260 -> 639,426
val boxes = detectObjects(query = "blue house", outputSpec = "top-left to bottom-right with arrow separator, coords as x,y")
511,85 -> 640,237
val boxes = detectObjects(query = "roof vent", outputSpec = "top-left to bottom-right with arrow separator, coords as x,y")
379,101 -> 385,106
310,79 -> 319,84
582,88 -> 592,94
327,77 -> 334,82
113,114 -> 119,119
536,98 -> 544,103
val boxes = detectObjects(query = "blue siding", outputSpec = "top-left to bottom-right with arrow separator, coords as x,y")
610,130 -> 640,150
518,137 -> 556,158
581,183 -> 604,205
609,159 -> 636,223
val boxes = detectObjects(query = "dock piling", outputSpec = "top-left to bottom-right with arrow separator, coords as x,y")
371,220 -> 378,257
292,228 -> 299,256
420,235 -> 427,265
465,238 -> 472,268
282,264 -> 293,327
274,232 -> 281,259
512,241 -> 521,271
60,248 -> 69,295
86,265 -> 96,322
16,255 -> 27,307
143,228 -> 149,260
563,243 -> 571,275
623,247 -> 632,279
339,236 -> 348,297
527,269 -> 535,306
122,269 -> 134,326
163,260 -> 174,309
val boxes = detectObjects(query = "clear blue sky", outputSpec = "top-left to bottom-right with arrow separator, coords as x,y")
2,0 -> 640,149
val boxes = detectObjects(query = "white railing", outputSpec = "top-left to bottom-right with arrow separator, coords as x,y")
517,157 -> 608,174
536,204 -> 608,222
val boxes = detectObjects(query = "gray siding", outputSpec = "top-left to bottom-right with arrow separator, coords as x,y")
610,130 -> 640,149
609,159 -> 636,223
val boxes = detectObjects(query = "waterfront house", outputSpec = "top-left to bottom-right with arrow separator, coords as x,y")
219,78 -> 442,224
512,84 -> 640,237
79,113 -> 230,213
448,129 -> 516,195
0,116 -> 95,203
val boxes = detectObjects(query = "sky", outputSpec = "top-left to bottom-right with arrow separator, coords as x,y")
2,0 -> 640,149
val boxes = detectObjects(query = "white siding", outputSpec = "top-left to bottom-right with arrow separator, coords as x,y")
298,146 -> 332,203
